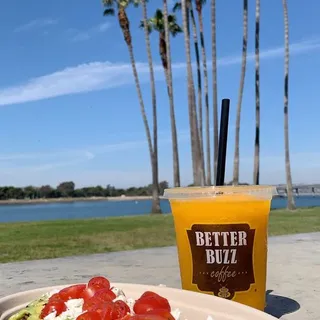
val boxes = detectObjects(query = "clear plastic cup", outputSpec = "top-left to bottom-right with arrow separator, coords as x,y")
164,185 -> 275,311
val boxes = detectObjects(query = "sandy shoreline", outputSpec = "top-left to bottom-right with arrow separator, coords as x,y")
0,196 -> 166,206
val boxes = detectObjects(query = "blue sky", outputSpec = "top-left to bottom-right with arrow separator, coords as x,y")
0,0 -> 319,188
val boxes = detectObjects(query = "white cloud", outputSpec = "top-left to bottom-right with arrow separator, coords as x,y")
14,18 -> 58,33
70,22 -> 111,42
0,61 -> 164,106
217,37 -> 320,67
0,37 -> 319,106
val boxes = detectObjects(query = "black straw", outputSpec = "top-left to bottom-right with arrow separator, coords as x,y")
216,99 -> 230,186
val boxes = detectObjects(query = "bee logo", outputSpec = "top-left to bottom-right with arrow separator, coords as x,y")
218,286 -> 231,299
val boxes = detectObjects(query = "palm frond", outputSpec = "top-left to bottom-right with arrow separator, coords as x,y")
196,0 -> 206,4
139,19 -> 153,34
129,0 -> 140,8
167,14 -> 175,23
146,8 -> 181,34
139,20 -> 145,29
119,0 -> 141,8
171,24 -> 183,36
172,2 -> 182,12
119,0 -> 130,8
155,8 -> 163,20
167,13 -> 182,36
130,0 -> 142,7
170,22 -> 182,35
151,10 -> 164,32
102,0 -> 115,8
103,8 -> 115,16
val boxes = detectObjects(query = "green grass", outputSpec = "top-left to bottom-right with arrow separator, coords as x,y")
1,208 -> 319,263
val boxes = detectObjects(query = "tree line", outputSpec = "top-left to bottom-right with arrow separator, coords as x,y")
0,181 -> 170,200
100,0 -> 296,213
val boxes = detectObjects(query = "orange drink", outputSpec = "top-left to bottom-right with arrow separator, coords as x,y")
164,185 -> 274,311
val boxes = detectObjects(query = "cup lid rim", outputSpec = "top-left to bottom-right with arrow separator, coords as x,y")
163,185 -> 276,199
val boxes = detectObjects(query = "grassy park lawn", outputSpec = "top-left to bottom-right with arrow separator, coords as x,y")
1,207 -> 320,263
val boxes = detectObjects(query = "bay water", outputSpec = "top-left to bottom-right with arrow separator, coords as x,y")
0,196 -> 319,223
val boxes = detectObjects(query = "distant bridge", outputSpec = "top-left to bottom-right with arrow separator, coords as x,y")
275,184 -> 320,196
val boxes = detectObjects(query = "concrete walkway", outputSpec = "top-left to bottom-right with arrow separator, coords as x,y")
1,233 -> 320,319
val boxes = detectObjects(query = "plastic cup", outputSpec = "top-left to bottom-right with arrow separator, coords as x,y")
164,185 -> 275,311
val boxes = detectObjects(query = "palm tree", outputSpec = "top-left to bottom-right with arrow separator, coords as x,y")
163,0 -> 181,187
233,0 -> 248,185
174,0 -> 205,185
282,0 -> 296,210
196,0 -> 211,186
253,0 -> 260,185
180,0 -> 203,185
140,8 -> 182,187
140,0 -> 161,213
103,0 -> 161,213
211,0 -> 218,185
189,1 -> 205,185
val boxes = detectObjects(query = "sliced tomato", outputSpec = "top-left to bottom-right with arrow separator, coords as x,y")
149,294 -> 170,311
101,303 -> 115,320
82,287 -> 96,301
76,311 -> 101,320
40,300 -> 67,319
145,310 -> 175,320
112,300 -> 130,319
95,302 -> 115,320
82,285 -> 102,301
135,293 -> 170,313
88,277 -> 111,291
133,295 -> 170,315
128,315 -> 169,320
83,297 -> 100,312
84,300 -> 114,320
48,293 -> 62,303
132,301 -> 152,315
94,289 -> 116,302
139,292 -> 158,300
59,284 -> 86,301
118,316 -> 132,320
83,288 -> 116,305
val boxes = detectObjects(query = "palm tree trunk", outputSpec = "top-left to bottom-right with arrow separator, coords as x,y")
189,3 -> 206,185
211,0 -> 219,185
233,0 -> 248,185
181,0 -> 202,186
119,7 -> 161,213
282,0 -> 295,210
141,0 -> 161,213
197,1 -> 211,186
163,1 -> 181,187
253,0 -> 260,185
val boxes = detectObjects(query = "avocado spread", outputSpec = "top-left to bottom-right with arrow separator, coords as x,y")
9,295 -> 49,320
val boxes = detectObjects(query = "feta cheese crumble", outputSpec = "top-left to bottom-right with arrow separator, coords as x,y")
44,298 -> 84,320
